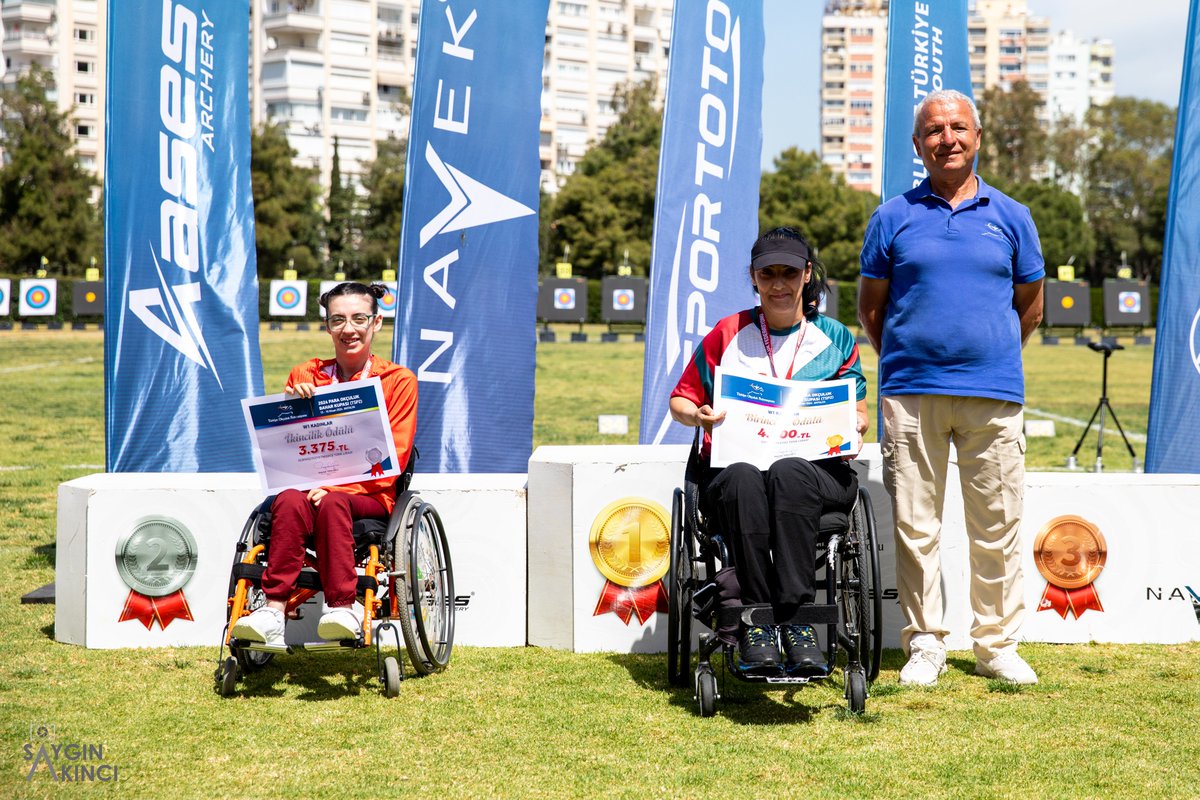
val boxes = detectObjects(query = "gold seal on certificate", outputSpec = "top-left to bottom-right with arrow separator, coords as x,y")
589,498 -> 671,625
1034,515 -> 1107,619
115,517 -> 198,630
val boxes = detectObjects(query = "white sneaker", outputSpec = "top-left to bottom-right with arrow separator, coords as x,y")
230,607 -> 285,646
976,650 -> 1038,685
317,607 -> 362,641
899,637 -> 947,686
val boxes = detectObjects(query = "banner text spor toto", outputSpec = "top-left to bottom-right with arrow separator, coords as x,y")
393,0 -> 548,473
104,0 -> 263,472
639,0 -> 764,445
1147,0 -> 1200,473
881,0 -> 972,202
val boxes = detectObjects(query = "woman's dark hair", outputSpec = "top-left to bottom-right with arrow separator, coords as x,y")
319,281 -> 387,314
749,227 -> 829,320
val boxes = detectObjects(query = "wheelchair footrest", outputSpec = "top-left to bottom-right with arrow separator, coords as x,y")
716,603 -> 839,629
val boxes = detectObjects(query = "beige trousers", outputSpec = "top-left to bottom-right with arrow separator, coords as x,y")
881,394 -> 1027,660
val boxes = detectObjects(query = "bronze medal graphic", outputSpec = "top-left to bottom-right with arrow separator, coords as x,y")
589,498 -> 670,625
1034,515 -> 1107,619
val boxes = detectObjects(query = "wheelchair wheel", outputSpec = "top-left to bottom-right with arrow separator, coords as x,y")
839,497 -> 876,681
846,670 -> 867,713
394,497 -> 455,675
383,656 -> 401,698
696,668 -> 717,718
666,488 -> 693,688
855,490 -> 884,683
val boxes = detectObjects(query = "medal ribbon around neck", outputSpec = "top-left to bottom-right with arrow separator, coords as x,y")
757,310 -> 807,380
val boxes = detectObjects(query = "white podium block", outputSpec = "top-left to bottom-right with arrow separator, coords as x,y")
56,474 -> 262,648
528,445 -> 689,653
408,474 -> 528,647
56,473 -> 528,649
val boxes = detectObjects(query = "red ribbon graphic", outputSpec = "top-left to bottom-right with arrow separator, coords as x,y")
118,590 -> 194,630
370,462 -> 385,476
827,446 -> 841,455
593,580 -> 668,625
1038,583 -> 1103,619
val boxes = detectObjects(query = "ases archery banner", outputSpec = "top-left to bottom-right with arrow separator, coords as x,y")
393,0 -> 547,472
1147,0 -> 1200,473
104,0 -> 263,472
639,0 -> 764,445
881,0 -> 972,202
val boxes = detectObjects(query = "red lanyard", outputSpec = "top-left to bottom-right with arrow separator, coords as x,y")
757,311 -> 807,380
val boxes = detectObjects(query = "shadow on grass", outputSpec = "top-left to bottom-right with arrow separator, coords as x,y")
228,651 -> 389,701
604,650 -> 845,726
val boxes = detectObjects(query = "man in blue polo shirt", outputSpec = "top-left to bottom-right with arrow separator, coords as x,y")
858,89 -> 1044,687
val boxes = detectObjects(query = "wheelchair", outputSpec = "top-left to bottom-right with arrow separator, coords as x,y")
216,456 -> 454,698
665,435 -> 883,716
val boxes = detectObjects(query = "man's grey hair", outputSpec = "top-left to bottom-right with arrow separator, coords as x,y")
912,89 -> 982,137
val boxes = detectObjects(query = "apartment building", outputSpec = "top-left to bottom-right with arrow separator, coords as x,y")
1,0 -> 105,175
819,0 -> 887,195
0,0 -> 672,194
820,0 -> 1115,195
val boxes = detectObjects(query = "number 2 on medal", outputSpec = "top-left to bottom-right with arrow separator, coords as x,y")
145,537 -> 169,572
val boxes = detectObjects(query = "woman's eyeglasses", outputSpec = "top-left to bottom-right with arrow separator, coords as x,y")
326,313 -> 376,330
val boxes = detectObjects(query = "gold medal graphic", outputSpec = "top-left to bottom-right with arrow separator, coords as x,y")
589,498 -> 670,625
1034,515 -> 1107,619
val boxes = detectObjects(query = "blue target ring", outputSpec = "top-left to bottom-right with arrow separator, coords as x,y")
275,286 -> 301,309
379,290 -> 397,311
25,286 -> 50,309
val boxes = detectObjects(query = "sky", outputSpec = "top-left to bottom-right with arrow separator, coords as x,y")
760,0 -> 1191,168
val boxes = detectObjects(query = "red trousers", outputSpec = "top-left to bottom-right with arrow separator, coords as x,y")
261,490 -> 387,608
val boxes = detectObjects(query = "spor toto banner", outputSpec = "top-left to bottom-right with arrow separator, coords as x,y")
881,0 -> 972,202
393,0 -> 547,472
639,0 -> 764,445
105,0 -> 263,472
1147,0 -> 1200,473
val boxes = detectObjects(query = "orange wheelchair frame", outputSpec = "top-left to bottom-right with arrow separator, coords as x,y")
216,470 -> 454,698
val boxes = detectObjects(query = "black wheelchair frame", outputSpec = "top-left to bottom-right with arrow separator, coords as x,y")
216,454 -> 454,697
665,435 -> 883,716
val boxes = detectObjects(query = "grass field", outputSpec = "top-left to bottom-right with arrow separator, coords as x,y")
1,326 -> 1195,799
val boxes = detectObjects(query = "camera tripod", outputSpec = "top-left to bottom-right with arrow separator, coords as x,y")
1067,341 -> 1140,472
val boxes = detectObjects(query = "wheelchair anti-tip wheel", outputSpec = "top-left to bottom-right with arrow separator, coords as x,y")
219,657 -> 239,697
696,668 -> 717,717
846,670 -> 867,713
392,496 -> 454,675
383,656 -> 401,698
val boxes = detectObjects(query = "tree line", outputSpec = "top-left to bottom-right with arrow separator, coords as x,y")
0,69 -> 1177,289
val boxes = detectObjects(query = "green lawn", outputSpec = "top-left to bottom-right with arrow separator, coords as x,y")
0,326 -> 1194,799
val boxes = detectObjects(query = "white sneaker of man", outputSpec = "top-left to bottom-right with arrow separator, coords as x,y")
975,649 -> 1038,685
899,634 -> 947,686
317,606 -> 362,641
230,606 -> 286,647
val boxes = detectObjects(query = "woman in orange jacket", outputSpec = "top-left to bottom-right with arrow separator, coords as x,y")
232,282 -> 417,645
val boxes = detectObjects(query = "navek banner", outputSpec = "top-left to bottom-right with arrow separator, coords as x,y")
639,0 -> 764,445
1147,0 -> 1200,473
881,0 -> 972,202
394,0 -> 547,472
104,0 -> 263,471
